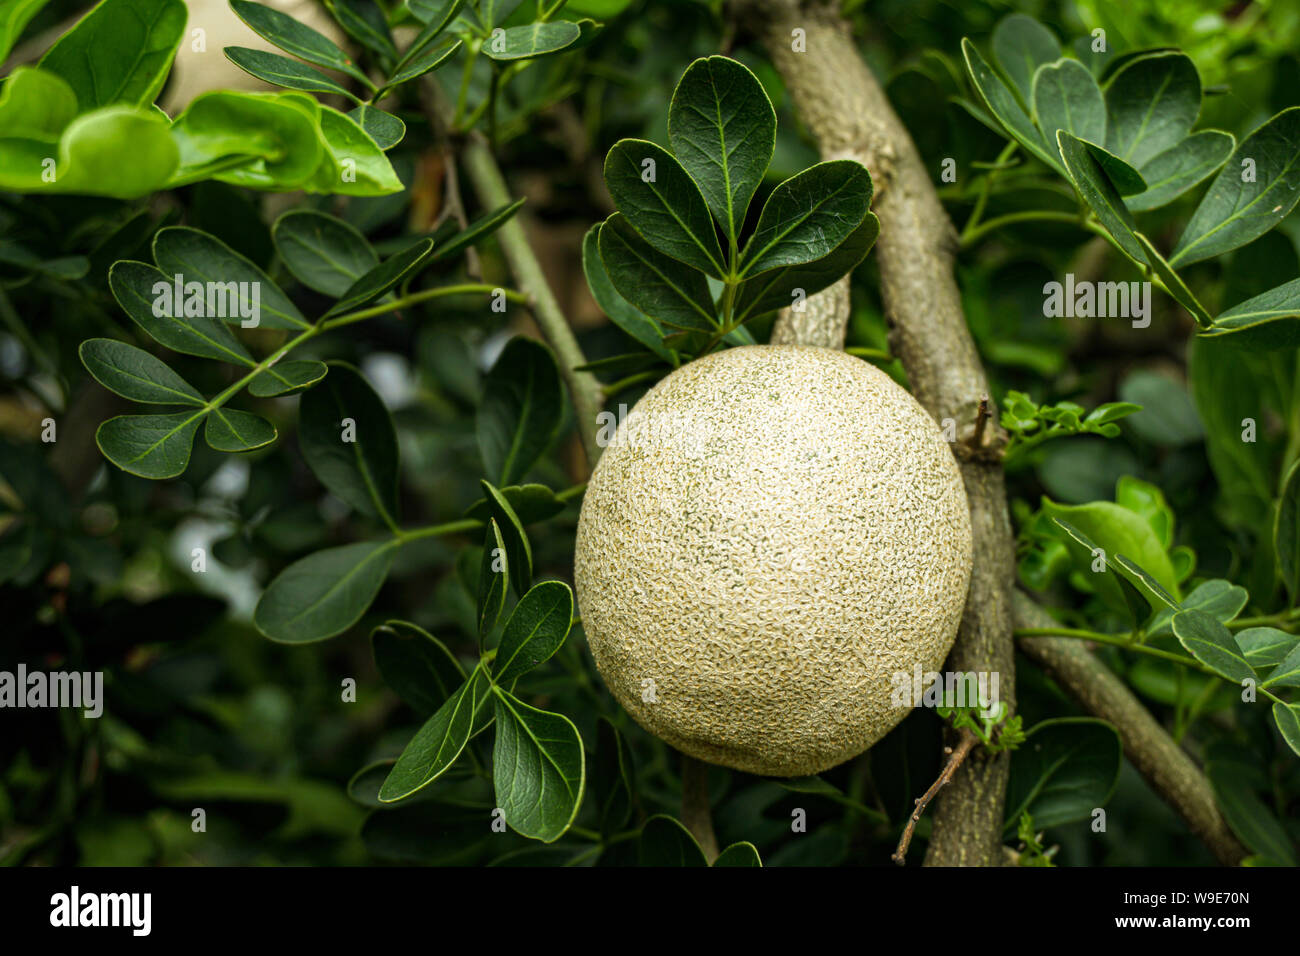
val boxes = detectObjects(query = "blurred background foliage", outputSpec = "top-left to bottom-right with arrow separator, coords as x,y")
2,0 -> 1298,865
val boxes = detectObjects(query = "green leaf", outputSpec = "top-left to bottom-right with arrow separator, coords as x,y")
298,363 -> 400,527
1171,108 -> 1300,267
1045,501 -> 1179,595
603,139 -> 726,278
492,580 -> 573,685
248,360 -> 328,397
1263,643 -> 1300,688
254,540 -> 398,642
326,0 -> 396,58
740,160 -> 873,278
273,209 -> 378,295
224,47 -> 359,101
1204,275 -> 1300,349
478,0 -> 520,27
1206,756 -> 1296,864
1171,609 -> 1256,683
38,0 -> 186,111
479,480 -> 532,597
204,407 -> 276,452
592,717 -> 632,836
1126,131 -> 1235,212
429,198 -> 524,262
324,238 -> 434,317
667,55 -> 775,246
1056,130 -> 1146,263
1274,702 -> 1300,758
393,0 -> 463,74
96,410 -> 205,479
1004,717 -> 1121,830
1277,458 -> 1300,607
1236,627 -> 1298,669
492,688 -> 585,843
961,37 -> 1058,169
734,212 -> 879,323
305,104 -> 403,195
0,0 -> 50,63
79,338 -> 204,406
1080,139 -> 1147,197
1148,579 -> 1247,638
1031,58 -> 1105,148
168,90 -> 323,190
462,483 -> 567,525
598,214 -> 716,332
581,224 -> 674,362
477,519 -> 508,641
482,21 -> 580,61
371,620 -> 467,714
152,226 -> 308,330
713,842 -> 762,867
379,666 -> 492,801
0,66 -> 78,140
1136,234 -> 1211,326
990,13 -> 1059,106
1104,52 -> 1201,168
387,37 -> 461,86
477,337 -> 563,486
230,0 -> 370,86
348,104 -> 405,149
107,260 -> 255,367
637,814 -> 708,866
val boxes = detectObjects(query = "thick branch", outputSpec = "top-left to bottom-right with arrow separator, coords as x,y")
736,0 -> 1017,866
1014,592 -> 1247,866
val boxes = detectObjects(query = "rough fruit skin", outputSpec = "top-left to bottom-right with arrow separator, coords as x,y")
574,345 -> 973,777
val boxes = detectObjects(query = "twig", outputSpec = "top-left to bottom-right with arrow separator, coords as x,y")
892,729 -> 978,865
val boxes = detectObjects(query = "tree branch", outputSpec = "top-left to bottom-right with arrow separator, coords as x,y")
1013,592 -> 1247,866
734,0 -> 1017,866
680,754 -> 719,862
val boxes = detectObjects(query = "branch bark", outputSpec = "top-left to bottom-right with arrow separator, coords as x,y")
1014,592 -> 1247,866
734,0 -> 1017,865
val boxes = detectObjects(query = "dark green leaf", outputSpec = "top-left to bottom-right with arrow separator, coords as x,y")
492,688 -> 585,842
479,480 -> 532,597
79,338 -> 204,406
324,238 -> 434,317
1206,757 -> 1296,865
230,0 -> 370,85
1171,609 -> 1256,683
380,666 -> 492,801
493,580 -> 573,685
248,360 -> 328,397
990,13 -> 1059,106
224,47 -> 359,100
1236,627 -> 1298,669
1148,579 -> 1247,637
604,139 -> 726,278
477,337 -> 563,486
371,620 -> 467,714
393,0 -> 464,75
348,104 -> 405,149
1172,108 -> 1300,267
430,198 -> 525,262
638,814 -> 708,866
582,224 -> 675,361
1205,276 -> 1300,349
108,261 -> 255,367
38,0 -> 186,111
1136,234 -> 1211,326
1126,131 -> 1235,212
1081,139 -> 1147,196
299,363 -> 400,527
740,160 -> 873,277
204,407 -> 276,452
1274,702 -> 1300,758
387,37 -> 461,86
326,0 -> 396,58
961,37 -> 1058,169
592,717 -> 632,836
1104,52 -> 1201,168
1263,643 -> 1300,688
1004,717 -> 1121,830
482,21 -> 580,61
598,214 -> 716,332
1031,58 -> 1105,147
463,483 -> 567,525
96,410 -> 205,479
477,519 -> 508,640
667,55 -> 775,245
254,540 -> 398,642
1277,458 -> 1300,606
1056,130 -> 1146,262
273,209 -> 378,296
713,842 -> 762,866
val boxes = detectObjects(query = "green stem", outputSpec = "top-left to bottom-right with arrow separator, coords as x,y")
602,370 -> 659,396
1011,627 -> 1223,678
960,210 -> 1088,247
319,284 -> 527,331
845,347 -> 893,362
395,518 -> 481,543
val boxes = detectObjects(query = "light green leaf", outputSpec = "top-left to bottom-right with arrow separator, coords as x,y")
298,363 -> 400,527
1172,108 -> 1300,267
0,0 -> 50,63
204,407 -> 276,452
169,90 -> 322,190
248,360 -> 328,397
38,0 -> 186,111
305,104 -> 403,195
1056,130 -> 1146,263
479,479 -> 532,597
1004,717 -> 1120,830
477,337 -> 563,487
108,260 -> 255,366
492,689 -> 585,843
990,13 -> 1059,106
667,55 -> 775,246
482,21 -> 580,61
0,67 -> 78,140
254,539 -> 398,642
740,160 -> 873,277
379,666 -> 491,801
230,0 -> 370,85
1104,52 -> 1201,168
272,209 -> 378,295
581,224 -> 674,361
1031,58 -> 1105,148
1172,609 -> 1256,683
492,580 -> 573,685
598,214 -> 716,333
604,139 -> 726,278
96,410 -> 205,479
79,338 -> 204,406
152,226 -> 308,330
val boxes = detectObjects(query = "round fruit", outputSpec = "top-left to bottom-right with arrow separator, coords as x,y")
574,345 -> 973,777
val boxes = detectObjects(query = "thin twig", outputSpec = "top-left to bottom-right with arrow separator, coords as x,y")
892,729 -> 978,865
